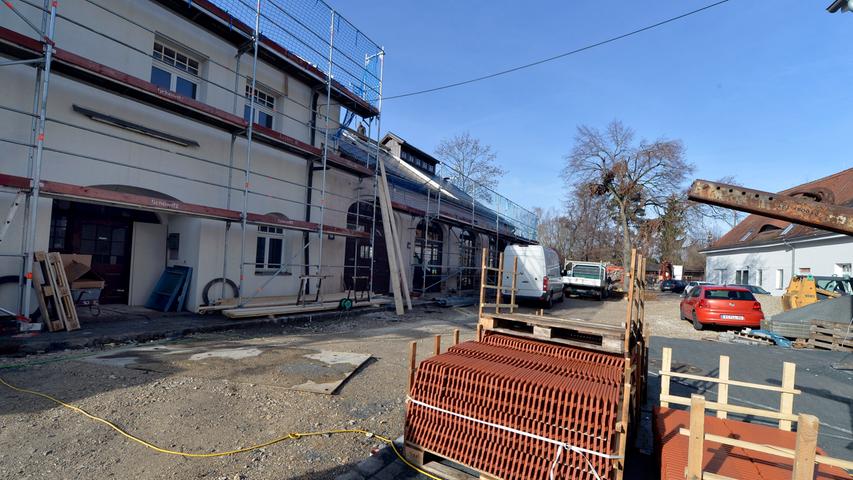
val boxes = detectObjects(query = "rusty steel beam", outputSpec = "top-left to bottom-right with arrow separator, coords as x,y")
688,179 -> 853,236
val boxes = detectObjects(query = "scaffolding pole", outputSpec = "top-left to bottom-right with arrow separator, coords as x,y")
367,50 -> 384,299
238,0 -> 262,303
20,0 -> 57,318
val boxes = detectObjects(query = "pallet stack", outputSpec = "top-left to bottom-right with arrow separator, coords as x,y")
32,251 -> 80,332
404,249 -> 649,480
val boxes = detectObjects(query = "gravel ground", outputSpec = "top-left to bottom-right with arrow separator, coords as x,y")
0,293 -> 806,479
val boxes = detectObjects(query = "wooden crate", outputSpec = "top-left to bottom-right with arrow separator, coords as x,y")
808,320 -> 852,352
404,442 -> 501,480
479,312 -> 625,354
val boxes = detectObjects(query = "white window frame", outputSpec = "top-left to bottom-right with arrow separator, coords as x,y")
151,39 -> 202,99
245,80 -> 278,129
255,225 -> 288,274
757,269 -> 763,288
775,268 -> 785,290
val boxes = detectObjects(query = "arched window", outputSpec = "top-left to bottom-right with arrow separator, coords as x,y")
414,220 -> 443,292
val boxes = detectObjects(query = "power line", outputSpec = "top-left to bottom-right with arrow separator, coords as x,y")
383,0 -> 732,101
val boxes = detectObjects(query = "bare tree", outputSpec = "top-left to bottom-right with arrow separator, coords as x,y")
692,175 -> 746,229
563,120 -> 693,286
534,207 -> 573,264
435,132 -> 506,201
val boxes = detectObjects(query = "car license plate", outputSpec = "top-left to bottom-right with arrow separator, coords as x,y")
720,314 -> 744,320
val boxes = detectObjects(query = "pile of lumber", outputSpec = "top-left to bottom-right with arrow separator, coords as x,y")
32,251 -> 80,332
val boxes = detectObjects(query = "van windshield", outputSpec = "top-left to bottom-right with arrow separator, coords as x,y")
704,289 -> 756,301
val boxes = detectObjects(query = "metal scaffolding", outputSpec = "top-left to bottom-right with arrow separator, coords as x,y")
0,0 -> 385,316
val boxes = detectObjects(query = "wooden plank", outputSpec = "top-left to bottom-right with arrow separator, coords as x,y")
434,335 -> 441,356
376,177 -> 404,315
660,394 -> 799,422
478,248 -> 487,318
716,355 -> 729,420
495,252 -> 504,313
453,329 -> 460,346
778,362 -> 796,431
488,327 -> 623,354
686,394 -> 706,480
509,256 -> 518,314
623,249 -> 637,355
677,426 -> 852,471
378,157 -> 412,310
660,347 -> 672,408
485,312 -> 625,333
661,371 -> 801,394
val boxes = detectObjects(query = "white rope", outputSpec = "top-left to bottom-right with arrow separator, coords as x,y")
406,396 -> 622,480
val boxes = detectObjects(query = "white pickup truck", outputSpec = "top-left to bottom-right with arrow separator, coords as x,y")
561,261 -> 611,300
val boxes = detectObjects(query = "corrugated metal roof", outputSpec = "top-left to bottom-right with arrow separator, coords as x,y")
707,167 -> 853,251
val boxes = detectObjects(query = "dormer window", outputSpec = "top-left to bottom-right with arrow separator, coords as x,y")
400,149 -> 435,174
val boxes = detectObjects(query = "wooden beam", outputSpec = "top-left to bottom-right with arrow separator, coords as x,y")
660,347 -> 672,408
378,158 -> 412,310
375,178 -> 404,315
434,335 -> 441,356
453,329 -> 460,346
660,394 -> 799,422
716,355 -> 729,419
779,362 -> 797,431
688,179 -> 853,236
687,394 -> 706,480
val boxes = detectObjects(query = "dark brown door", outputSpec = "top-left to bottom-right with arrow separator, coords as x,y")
49,201 -> 135,304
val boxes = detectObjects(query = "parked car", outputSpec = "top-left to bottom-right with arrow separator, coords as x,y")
501,245 -> 565,308
660,279 -> 687,293
680,285 -> 764,330
684,281 -> 714,296
726,284 -> 771,295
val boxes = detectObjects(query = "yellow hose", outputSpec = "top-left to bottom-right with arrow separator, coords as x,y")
0,375 -> 442,479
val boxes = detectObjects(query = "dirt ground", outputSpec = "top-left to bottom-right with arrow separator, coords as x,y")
0,293 -> 789,479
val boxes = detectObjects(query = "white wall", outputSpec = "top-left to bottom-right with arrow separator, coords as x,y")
705,235 -> 853,295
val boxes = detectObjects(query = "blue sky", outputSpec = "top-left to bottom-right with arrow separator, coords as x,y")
331,0 -> 852,213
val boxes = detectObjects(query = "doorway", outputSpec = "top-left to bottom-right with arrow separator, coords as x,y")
49,201 -> 159,304
344,201 -> 389,294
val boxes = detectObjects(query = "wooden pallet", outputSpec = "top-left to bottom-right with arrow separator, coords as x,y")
479,312 -> 625,353
808,320 -> 852,352
32,251 -> 80,331
404,442 -> 501,480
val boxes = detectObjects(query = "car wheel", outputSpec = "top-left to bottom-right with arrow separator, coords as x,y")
692,311 -> 703,331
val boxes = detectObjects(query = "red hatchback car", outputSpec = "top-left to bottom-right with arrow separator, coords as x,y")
679,286 -> 764,330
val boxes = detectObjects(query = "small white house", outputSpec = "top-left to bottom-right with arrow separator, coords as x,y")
702,168 -> 853,296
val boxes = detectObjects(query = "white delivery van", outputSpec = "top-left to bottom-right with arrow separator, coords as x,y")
501,245 -> 565,308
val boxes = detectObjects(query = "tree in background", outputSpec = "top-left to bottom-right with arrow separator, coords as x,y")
563,120 -> 693,286
435,132 -> 506,201
692,175 -> 746,229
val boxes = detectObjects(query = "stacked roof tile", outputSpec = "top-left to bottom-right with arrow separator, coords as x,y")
405,334 -> 627,480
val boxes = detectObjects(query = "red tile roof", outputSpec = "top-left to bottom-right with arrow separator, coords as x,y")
708,167 -> 853,250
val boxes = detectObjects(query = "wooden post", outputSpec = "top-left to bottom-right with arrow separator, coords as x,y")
622,249 -> 637,355
717,355 -> 730,419
434,334 -> 441,356
478,248 -> 487,318
779,362 -> 796,431
408,341 -> 417,393
660,347 -> 672,408
477,323 -> 483,342
509,256 -> 518,313
453,329 -> 460,346
686,394 -> 706,480
495,252 -> 504,313
792,414 -> 819,480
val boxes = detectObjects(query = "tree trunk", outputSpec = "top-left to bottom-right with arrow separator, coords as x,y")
619,206 -> 632,290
